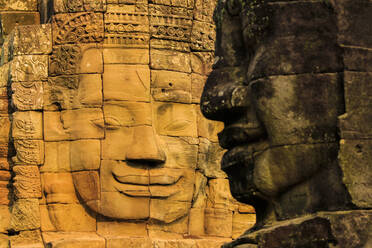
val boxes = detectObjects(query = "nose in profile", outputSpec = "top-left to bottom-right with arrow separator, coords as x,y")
125,125 -> 166,164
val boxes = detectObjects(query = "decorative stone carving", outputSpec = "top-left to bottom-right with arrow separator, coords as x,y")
11,55 -> 48,82
13,165 -> 41,199
11,81 -> 43,110
12,24 -> 52,55
13,140 -> 44,165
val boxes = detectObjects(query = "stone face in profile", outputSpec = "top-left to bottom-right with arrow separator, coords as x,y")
201,0 -> 372,247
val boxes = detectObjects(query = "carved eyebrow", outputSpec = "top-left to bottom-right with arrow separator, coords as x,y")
91,116 -> 122,130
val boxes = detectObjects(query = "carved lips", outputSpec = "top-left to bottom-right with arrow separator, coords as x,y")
113,170 -> 183,198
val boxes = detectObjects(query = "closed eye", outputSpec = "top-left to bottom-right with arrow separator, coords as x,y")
91,117 -> 122,130
163,119 -> 191,132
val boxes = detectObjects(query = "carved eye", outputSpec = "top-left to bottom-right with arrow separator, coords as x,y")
104,117 -> 122,130
163,119 -> 191,132
91,117 -> 122,130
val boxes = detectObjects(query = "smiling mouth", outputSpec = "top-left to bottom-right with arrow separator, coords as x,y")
113,173 -> 182,198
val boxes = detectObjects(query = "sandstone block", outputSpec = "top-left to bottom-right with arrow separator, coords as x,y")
0,88 -> 8,114
0,159 -> 9,171
197,108 -> 224,142
72,171 -> 100,202
53,0 -> 106,13
11,81 -> 43,111
13,165 -> 41,199
106,237 -> 151,248
191,73 -> 206,103
10,198 -> 40,231
97,221 -> 147,237
192,171 -> 207,209
193,0 -> 217,23
0,64 -> 9,87
70,139 -> 101,171
150,199 -> 191,224
0,205 -> 10,233
13,140 -> 44,165
43,232 -> 105,248
339,139 -> 372,208
198,138 -> 226,178
11,55 -> 48,82
207,179 -> 234,210
103,101 -> 152,127
101,127 -> 133,160
191,20 -> 216,52
149,168 -> 195,202
0,117 -> 10,143
44,109 -> 104,141
42,142 -> 70,172
42,173 -> 78,204
103,64 -> 150,102
10,230 -> 43,248
151,70 -> 192,104
103,48 -> 149,64
152,239 -> 197,248
12,24 -> 52,55
232,212 -> 256,239
45,204 -> 96,232
0,233 -> 9,247
0,0 -> 38,11
150,49 -> 191,73
44,74 -> 103,110
205,208 -> 233,238
12,111 -> 43,140
190,52 -> 213,76
158,136 -> 198,169
0,12 -> 39,39
188,208 -> 205,236
153,102 -> 197,137
49,45 -> 103,76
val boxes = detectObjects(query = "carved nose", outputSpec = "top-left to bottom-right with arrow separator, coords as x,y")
125,125 -> 166,164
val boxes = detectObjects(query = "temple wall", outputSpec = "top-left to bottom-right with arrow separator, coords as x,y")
0,0 -> 256,247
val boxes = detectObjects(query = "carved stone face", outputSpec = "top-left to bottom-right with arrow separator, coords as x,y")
66,48 -> 198,223
201,0 -> 349,221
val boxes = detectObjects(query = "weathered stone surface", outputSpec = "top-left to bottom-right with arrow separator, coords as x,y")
102,48 -> 149,64
53,0 -> 106,13
11,81 -> 43,111
13,140 -> 44,165
0,0 -> 38,11
339,71 -> 372,139
0,12 -> 39,40
150,49 -> 191,73
103,64 -> 150,102
12,24 -> 52,55
43,232 -> 105,248
0,205 -> 10,233
44,74 -> 103,110
0,117 -> 10,143
9,198 -> 40,231
205,208 -> 233,238
44,109 -> 104,141
12,111 -> 43,140
97,221 -> 147,237
0,64 -> 9,87
232,212 -> 256,239
13,165 -> 41,199
10,55 -> 48,82
153,102 -> 197,137
0,171 -> 10,205
106,237 -> 151,248
42,142 -> 70,172
151,70 -> 192,104
52,13 -> 104,45
339,139 -> 372,208
42,173 -> 78,204
45,204 -> 96,232
10,229 -> 43,248
198,139 -> 226,178
49,45 -> 103,76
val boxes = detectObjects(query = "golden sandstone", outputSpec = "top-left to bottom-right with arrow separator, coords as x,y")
0,0 -> 255,247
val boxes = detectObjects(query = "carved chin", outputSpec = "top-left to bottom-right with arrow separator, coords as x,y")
81,192 -> 190,223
